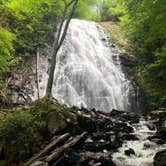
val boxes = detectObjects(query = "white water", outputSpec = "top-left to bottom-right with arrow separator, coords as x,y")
45,19 -> 134,112
112,118 -> 166,166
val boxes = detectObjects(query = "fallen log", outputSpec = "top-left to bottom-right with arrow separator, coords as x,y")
25,133 -> 70,166
45,132 -> 87,163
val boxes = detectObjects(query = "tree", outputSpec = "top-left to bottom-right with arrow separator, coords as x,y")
46,0 -> 78,98
120,0 -> 166,107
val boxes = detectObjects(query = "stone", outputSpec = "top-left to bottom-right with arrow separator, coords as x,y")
154,149 -> 166,166
124,148 -> 135,156
77,115 -> 96,132
30,161 -> 48,166
110,109 -> 123,117
156,127 -> 166,141
55,151 -> 80,166
47,111 -> 67,134
121,134 -> 139,141
146,123 -> 155,131
84,141 -> 113,152
94,157 -> 117,166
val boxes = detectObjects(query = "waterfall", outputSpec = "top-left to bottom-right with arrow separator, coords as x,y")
17,19 -> 137,112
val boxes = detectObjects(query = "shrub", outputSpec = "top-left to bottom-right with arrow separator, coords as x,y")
0,110 -> 41,163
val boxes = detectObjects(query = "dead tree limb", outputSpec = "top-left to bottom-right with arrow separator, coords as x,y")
25,133 -> 70,166
45,132 -> 87,163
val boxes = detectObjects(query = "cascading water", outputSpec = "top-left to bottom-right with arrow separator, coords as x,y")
112,118 -> 166,166
34,19 -> 136,112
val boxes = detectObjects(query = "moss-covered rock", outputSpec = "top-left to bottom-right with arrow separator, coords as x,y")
47,111 -> 67,134
154,149 -> 166,166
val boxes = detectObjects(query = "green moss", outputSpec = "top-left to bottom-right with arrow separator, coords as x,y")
0,110 -> 42,164
100,21 -> 128,50
0,99 -> 79,164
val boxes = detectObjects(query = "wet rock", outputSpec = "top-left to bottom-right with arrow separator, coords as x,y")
143,141 -> 156,150
110,109 -> 123,117
148,136 -> 165,144
30,161 -> 48,166
154,149 -> 166,166
84,141 -> 113,152
55,151 -> 80,166
119,54 -> 135,67
85,138 -> 94,143
123,113 -> 140,124
77,115 -> 96,132
150,109 -> 166,129
146,123 -> 156,131
124,148 -> 135,156
120,133 -> 139,141
94,157 -> 117,166
156,127 -> 166,141
79,151 -> 116,166
112,123 -> 133,133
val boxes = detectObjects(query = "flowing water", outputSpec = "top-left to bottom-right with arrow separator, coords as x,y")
33,19 -> 136,112
112,118 -> 166,166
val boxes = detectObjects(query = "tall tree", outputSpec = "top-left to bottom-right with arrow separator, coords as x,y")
46,0 -> 78,98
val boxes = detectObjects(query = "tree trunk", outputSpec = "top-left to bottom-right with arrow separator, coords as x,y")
45,0 -> 78,98
45,132 -> 87,163
36,48 -> 40,99
25,133 -> 70,166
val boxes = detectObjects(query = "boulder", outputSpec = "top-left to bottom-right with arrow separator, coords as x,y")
156,127 -> 166,141
154,149 -> 166,166
110,109 -> 123,117
121,134 -> 139,141
77,115 -> 96,132
124,148 -> 135,156
55,151 -> 80,166
47,111 -> 67,134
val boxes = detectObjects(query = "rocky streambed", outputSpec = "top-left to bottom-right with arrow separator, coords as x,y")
26,103 -> 166,166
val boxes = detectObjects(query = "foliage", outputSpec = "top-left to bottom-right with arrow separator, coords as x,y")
74,0 -> 101,21
0,27 -> 15,74
6,0 -> 64,57
0,99 -> 78,164
0,100 -> 57,163
96,0 -> 125,21
119,0 -> 166,108
0,0 -> 98,88
0,110 -> 41,163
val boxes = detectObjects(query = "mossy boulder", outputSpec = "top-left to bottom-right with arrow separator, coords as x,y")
47,111 -> 67,134
47,109 -> 77,135
154,149 -> 166,166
